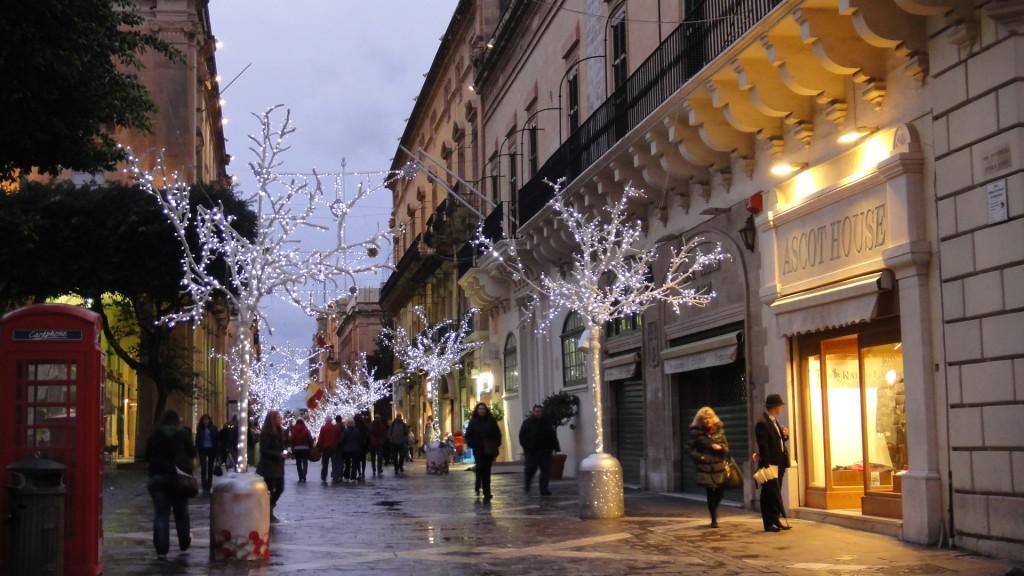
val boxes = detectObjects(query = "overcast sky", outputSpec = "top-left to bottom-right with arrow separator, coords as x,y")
209,1 -> 457,351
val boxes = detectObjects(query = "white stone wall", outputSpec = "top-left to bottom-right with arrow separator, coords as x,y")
932,5 -> 1024,561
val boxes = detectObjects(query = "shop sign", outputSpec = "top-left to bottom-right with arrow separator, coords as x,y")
776,189 -> 890,294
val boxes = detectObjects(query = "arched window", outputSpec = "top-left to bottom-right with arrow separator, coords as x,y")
503,333 -> 518,394
561,312 -> 587,389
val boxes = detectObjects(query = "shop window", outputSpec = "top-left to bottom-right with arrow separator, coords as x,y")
561,312 -> 587,389
503,333 -> 519,394
606,313 -> 642,337
798,320 -> 906,517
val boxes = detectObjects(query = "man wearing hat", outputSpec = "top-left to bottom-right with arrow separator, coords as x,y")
754,393 -> 791,532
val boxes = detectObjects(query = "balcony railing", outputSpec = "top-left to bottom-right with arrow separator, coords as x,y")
516,0 -> 781,227
482,200 -> 516,243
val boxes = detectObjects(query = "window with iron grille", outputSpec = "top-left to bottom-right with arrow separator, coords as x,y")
504,333 -> 519,394
610,8 -> 628,90
567,68 -> 580,134
527,125 -> 539,178
561,312 -> 587,389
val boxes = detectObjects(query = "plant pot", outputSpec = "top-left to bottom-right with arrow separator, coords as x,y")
549,452 -> 568,481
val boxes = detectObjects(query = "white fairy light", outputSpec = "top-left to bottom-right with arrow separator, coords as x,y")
306,353 -> 395,434
475,181 -> 728,453
221,343 -> 323,427
380,307 -> 480,443
125,105 -> 420,472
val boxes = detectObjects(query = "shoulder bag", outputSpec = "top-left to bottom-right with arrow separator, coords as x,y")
722,458 -> 744,489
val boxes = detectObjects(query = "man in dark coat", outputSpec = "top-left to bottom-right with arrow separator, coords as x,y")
519,404 -> 560,496
754,393 -> 791,532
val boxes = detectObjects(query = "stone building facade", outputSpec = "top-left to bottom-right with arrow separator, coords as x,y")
389,0 -> 1024,560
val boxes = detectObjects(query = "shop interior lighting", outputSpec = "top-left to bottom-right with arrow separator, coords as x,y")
837,127 -> 876,144
486,38 -> 495,49
770,161 -> 805,177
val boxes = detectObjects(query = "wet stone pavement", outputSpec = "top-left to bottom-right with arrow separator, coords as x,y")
103,461 -> 1016,575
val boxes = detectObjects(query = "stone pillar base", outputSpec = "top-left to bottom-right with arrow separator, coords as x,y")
210,472 -> 271,561
900,470 -> 943,545
578,452 -> 625,519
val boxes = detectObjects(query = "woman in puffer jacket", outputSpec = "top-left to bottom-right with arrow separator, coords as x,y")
687,406 -> 730,528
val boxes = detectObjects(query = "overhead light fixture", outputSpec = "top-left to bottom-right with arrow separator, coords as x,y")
837,126 -> 875,144
468,83 -> 476,92
486,38 -> 495,49
215,75 -> 222,83
770,161 -> 804,176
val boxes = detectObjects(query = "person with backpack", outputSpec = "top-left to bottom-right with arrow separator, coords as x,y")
289,417 -> 314,483
145,410 -> 197,560
389,414 -> 409,474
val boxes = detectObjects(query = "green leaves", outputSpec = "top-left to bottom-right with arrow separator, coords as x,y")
0,0 -> 182,178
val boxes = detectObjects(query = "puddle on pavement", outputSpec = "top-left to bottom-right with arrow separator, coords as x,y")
374,500 -> 403,508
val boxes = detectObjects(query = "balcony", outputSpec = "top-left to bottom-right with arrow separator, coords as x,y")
517,0 -> 782,227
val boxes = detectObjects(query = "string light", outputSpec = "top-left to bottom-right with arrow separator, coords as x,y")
379,307 -> 481,443
474,181 -> 728,453
305,353 -> 396,434
219,343 -> 323,427
124,104 -> 421,472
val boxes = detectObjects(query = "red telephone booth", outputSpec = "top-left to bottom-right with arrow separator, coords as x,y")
0,304 -> 104,576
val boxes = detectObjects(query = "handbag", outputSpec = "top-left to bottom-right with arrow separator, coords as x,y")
175,466 -> 199,498
753,464 -> 778,486
722,458 -> 744,489
213,462 -> 223,477
309,445 -> 321,462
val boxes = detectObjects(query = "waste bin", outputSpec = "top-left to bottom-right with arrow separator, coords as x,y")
7,459 -> 65,576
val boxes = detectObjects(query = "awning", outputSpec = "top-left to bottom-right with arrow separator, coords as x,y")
602,352 -> 640,381
661,332 -> 740,375
771,271 -> 893,336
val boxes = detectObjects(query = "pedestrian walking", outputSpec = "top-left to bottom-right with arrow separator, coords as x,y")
687,406 -> 730,528
194,414 -> 219,495
289,417 -> 314,483
317,416 -> 340,484
369,413 -> 388,476
145,410 -> 196,560
422,415 -> 434,453
753,393 -> 791,532
465,402 -> 502,501
340,417 -> 364,482
519,404 -> 559,496
219,414 -> 239,471
389,414 -> 409,474
258,410 -> 286,522
407,429 -> 416,462
355,414 -> 371,481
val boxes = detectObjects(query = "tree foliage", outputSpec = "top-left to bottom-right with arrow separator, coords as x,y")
0,181 -> 256,422
0,0 -> 181,178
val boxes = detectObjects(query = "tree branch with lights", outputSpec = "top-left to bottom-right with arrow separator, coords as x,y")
126,104 -> 410,471
475,182 -> 728,454
306,353 -> 396,434
379,307 -> 481,444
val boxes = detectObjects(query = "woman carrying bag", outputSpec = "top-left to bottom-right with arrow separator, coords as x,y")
465,402 -> 502,501
687,406 -> 732,528
145,410 -> 197,560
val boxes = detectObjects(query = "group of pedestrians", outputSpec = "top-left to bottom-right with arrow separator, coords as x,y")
314,413 -> 413,483
686,394 -> 792,532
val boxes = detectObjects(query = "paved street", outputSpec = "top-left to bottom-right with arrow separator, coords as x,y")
103,462 -> 1017,575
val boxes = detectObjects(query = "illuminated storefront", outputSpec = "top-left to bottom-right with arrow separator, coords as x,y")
760,125 -> 943,539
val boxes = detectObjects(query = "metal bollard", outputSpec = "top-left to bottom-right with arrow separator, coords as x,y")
7,459 -> 66,576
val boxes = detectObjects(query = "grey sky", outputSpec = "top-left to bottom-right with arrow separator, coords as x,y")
209,0 -> 457,351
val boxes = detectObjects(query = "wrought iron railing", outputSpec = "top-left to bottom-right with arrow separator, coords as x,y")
481,200 -> 516,243
516,0 -> 781,227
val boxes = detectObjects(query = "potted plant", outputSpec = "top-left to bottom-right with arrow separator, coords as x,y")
542,391 -> 579,480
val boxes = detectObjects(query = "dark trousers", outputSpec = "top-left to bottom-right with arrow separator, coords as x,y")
705,485 -> 725,522
293,449 -> 310,481
320,449 -> 336,482
149,484 -> 190,556
393,443 -> 407,472
759,468 -> 787,529
474,454 -> 495,497
370,446 -> 384,474
524,451 -> 552,492
342,451 -> 359,480
265,477 -> 284,509
331,449 -> 345,482
198,450 -> 216,492
358,451 -> 367,480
